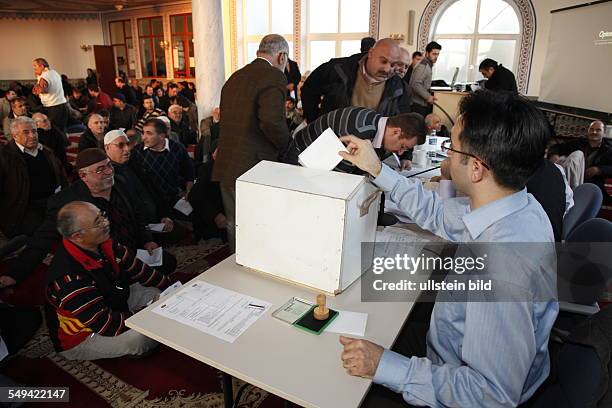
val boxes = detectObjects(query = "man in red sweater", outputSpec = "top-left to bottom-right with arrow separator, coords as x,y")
45,201 -> 170,360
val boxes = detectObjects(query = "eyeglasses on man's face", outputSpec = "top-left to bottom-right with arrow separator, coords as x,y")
441,140 -> 490,170
89,161 -> 114,175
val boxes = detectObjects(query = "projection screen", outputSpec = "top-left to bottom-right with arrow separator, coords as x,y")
539,0 -> 612,113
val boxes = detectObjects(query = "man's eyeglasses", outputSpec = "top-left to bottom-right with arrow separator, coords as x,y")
71,211 -> 109,235
88,161 -> 114,175
110,141 -> 130,149
441,140 -> 490,170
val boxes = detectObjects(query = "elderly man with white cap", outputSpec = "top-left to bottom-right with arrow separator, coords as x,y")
104,129 -> 185,245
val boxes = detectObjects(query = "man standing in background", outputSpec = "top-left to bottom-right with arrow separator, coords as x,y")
213,34 -> 291,252
32,58 -> 69,132
409,42 -> 441,117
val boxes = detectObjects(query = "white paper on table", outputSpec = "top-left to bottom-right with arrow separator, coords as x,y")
136,246 -> 163,267
152,281 -> 271,343
160,281 -> 182,298
298,127 -> 348,171
375,226 -> 431,260
147,223 -> 166,232
174,197 -> 193,215
325,310 -> 368,337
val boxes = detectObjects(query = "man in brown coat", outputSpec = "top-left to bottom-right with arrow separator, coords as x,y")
212,34 -> 291,251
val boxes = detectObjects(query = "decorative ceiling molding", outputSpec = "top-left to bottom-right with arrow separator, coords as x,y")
0,11 -> 99,20
417,0 -> 536,93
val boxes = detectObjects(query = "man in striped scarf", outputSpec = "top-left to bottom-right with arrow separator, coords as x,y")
45,201 -> 170,360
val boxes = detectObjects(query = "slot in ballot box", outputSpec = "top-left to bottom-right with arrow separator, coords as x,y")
235,161 -> 380,295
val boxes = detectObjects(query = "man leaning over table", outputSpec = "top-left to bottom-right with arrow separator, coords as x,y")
337,90 -> 558,407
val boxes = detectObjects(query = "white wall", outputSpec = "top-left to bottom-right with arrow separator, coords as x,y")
0,17 -> 104,80
378,0 -> 584,96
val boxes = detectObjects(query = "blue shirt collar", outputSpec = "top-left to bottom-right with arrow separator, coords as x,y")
462,188 -> 529,240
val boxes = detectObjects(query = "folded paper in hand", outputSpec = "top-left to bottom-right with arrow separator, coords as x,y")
147,223 -> 165,232
174,197 -> 193,215
136,246 -> 163,267
298,127 -> 349,171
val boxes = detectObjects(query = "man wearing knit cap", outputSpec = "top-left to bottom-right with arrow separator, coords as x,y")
4,148 -> 176,287
109,93 -> 137,131
104,130 -> 185,245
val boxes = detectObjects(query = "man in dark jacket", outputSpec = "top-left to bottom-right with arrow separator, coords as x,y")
114,76 -> 137,106
301,38 -> 409,124
78,113 -> 106,151
168,104 -> 197,146
284,57 -> 301,102
479,58 -> 518,93
46,201 -> 168,360
32,112 -> 71,172
109,94 -> 137,131
0,116 -> 67,239
4,148 -> 176,286
549,120 -> 612,197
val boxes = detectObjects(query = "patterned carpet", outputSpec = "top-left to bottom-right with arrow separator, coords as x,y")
1,239 -> 284,408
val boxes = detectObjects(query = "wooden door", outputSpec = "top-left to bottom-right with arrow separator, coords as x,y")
93,45 -> 117,96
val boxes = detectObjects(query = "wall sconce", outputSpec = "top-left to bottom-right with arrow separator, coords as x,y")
80,44 -> 92,52
389,33 -> 405,42
159,40 -> 170,49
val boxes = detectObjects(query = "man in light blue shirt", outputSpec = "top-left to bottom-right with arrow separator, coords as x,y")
338,91 -> 559,407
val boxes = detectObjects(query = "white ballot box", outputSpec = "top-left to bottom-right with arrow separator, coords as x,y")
235,161 -> 380,295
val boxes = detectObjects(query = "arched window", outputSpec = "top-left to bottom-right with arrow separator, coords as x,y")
419,0 -> 535,92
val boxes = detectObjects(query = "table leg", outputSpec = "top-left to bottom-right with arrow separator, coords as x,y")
222,372 -> 234,408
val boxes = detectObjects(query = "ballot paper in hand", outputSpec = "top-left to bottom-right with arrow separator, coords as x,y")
298,127 -> 349,171
174,197 -> 193,216
136,246 -> 163,267
147,223 -> 166,232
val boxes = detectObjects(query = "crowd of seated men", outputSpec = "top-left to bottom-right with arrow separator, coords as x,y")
0,65 -> 228,366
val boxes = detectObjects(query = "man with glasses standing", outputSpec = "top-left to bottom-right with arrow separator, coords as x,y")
213,34 -> 291,252
337,91 -> 558,407
45,201 -> 169,360
5,148 -> 176,288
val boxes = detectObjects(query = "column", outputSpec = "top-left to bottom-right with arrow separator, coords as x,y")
192,0 -> 226,122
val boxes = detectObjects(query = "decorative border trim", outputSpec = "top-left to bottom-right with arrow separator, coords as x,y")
0,12 -> 99,20
229,0 -> 238,73
369,0 -> 380,38
417,0 -> 535,93
294,0 -> 301,62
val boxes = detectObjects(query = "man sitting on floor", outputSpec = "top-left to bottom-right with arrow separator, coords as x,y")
168,104 -> 197,147
337,90 -> 558,407
132,118 -> 195,210
78,113 -> 106,152
105,129 -> 185,245
109,93 -> 137,131
32,112 -> 70,172
45,201 -> 169,360
0,116 -> 67,241
2,97 -> 29,140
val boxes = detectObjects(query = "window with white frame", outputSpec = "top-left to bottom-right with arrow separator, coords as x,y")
430,0 -> 521,84
306,0 -> 370,71
243,0 -> 294,64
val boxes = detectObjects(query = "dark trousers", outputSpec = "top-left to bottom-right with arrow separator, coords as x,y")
0,304 -> 42,355
43,103 -> 69,132
360,301 -> 434,408
410,104 -> 432,119
7,200 -> 47,238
